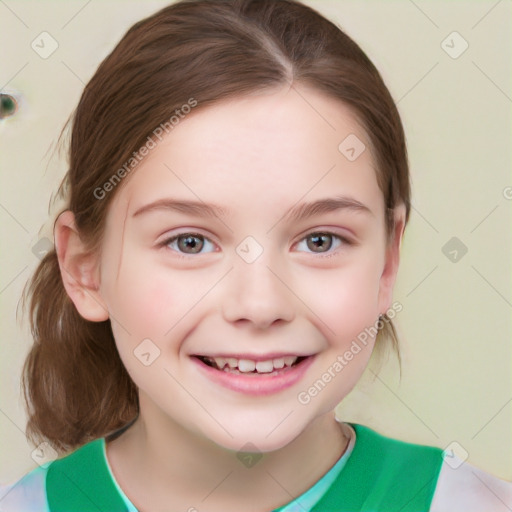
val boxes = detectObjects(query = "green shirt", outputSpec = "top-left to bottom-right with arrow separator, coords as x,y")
1,423 -> 444,511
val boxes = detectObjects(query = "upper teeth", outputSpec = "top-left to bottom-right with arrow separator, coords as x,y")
206,356 -> 298,373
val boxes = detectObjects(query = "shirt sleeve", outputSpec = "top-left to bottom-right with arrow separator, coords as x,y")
0,466 -> 49,512
430,454 -> 512,512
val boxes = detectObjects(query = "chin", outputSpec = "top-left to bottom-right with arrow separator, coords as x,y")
196,414 -> 309,454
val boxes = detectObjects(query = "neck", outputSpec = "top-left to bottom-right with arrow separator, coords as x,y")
106,393 -> 349,512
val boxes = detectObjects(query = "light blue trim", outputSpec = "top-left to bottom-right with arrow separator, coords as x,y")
0,464 -> 49,512
276,423 -> 355,511
276,452 -> 350,511
100,423 -> 356,512
101,439 -> 138,512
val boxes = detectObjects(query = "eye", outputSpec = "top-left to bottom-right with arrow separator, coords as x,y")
295,232 -> 348,254
162,233 -> 216,255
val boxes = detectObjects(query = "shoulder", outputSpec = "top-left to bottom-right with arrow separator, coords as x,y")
349,422 -> 444,467
349,424 -> 512,511
0,438 -> 105,512
319,423 -> 444,510
430,455 -> 512,512
343,423 -> 512,511
0,465 -> 49,512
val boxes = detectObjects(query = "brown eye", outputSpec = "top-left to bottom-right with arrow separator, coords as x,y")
162,233 -> 216,255
176,234 -> 204,253
295,232 -> 350,255
306,233 -> 333,253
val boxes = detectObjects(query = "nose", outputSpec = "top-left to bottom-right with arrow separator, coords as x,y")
222,257 -> 295,329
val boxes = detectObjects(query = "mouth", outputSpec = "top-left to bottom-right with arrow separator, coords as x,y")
190,353 -> 315,395
193,355 -> 308,375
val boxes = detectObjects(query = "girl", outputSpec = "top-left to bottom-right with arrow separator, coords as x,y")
1,0 -> 511,510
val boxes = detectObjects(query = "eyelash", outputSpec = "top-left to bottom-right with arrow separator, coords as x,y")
158,231 -> 354,258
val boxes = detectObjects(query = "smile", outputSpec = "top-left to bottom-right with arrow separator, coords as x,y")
197,355 -> 307,374
191,353 -> 315,395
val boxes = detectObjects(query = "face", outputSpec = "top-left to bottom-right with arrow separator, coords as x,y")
94,85 -> 401,452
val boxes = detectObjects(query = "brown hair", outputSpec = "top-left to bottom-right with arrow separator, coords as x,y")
22,0 -> 411,454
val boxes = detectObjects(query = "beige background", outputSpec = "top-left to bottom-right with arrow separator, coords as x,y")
1,0 -> 510,484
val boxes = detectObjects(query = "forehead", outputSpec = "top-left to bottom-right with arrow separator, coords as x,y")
112,85 -> 383,222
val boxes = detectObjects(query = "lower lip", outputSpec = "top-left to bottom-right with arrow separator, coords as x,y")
191,356 -> 315,396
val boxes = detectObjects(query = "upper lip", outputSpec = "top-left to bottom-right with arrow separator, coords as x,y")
192,353 -> 314,361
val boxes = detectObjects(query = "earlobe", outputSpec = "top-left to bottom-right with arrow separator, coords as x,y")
54,210 -> 109,322
378,204 -> 406,314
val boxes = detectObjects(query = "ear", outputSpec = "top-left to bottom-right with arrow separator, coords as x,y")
377,203 -> 406,314
54,210 -> 109,322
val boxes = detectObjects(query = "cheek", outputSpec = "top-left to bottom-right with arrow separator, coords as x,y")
100,250 -> 180,339
299,259 -> 382,343
112,274 -> 167,327
106,262 -> 186,386
104,251 -> 220,345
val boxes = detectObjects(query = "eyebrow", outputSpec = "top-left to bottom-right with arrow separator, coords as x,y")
132,199 -> 229,219
285,196 -> 373,222
131,196 -> 373,221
